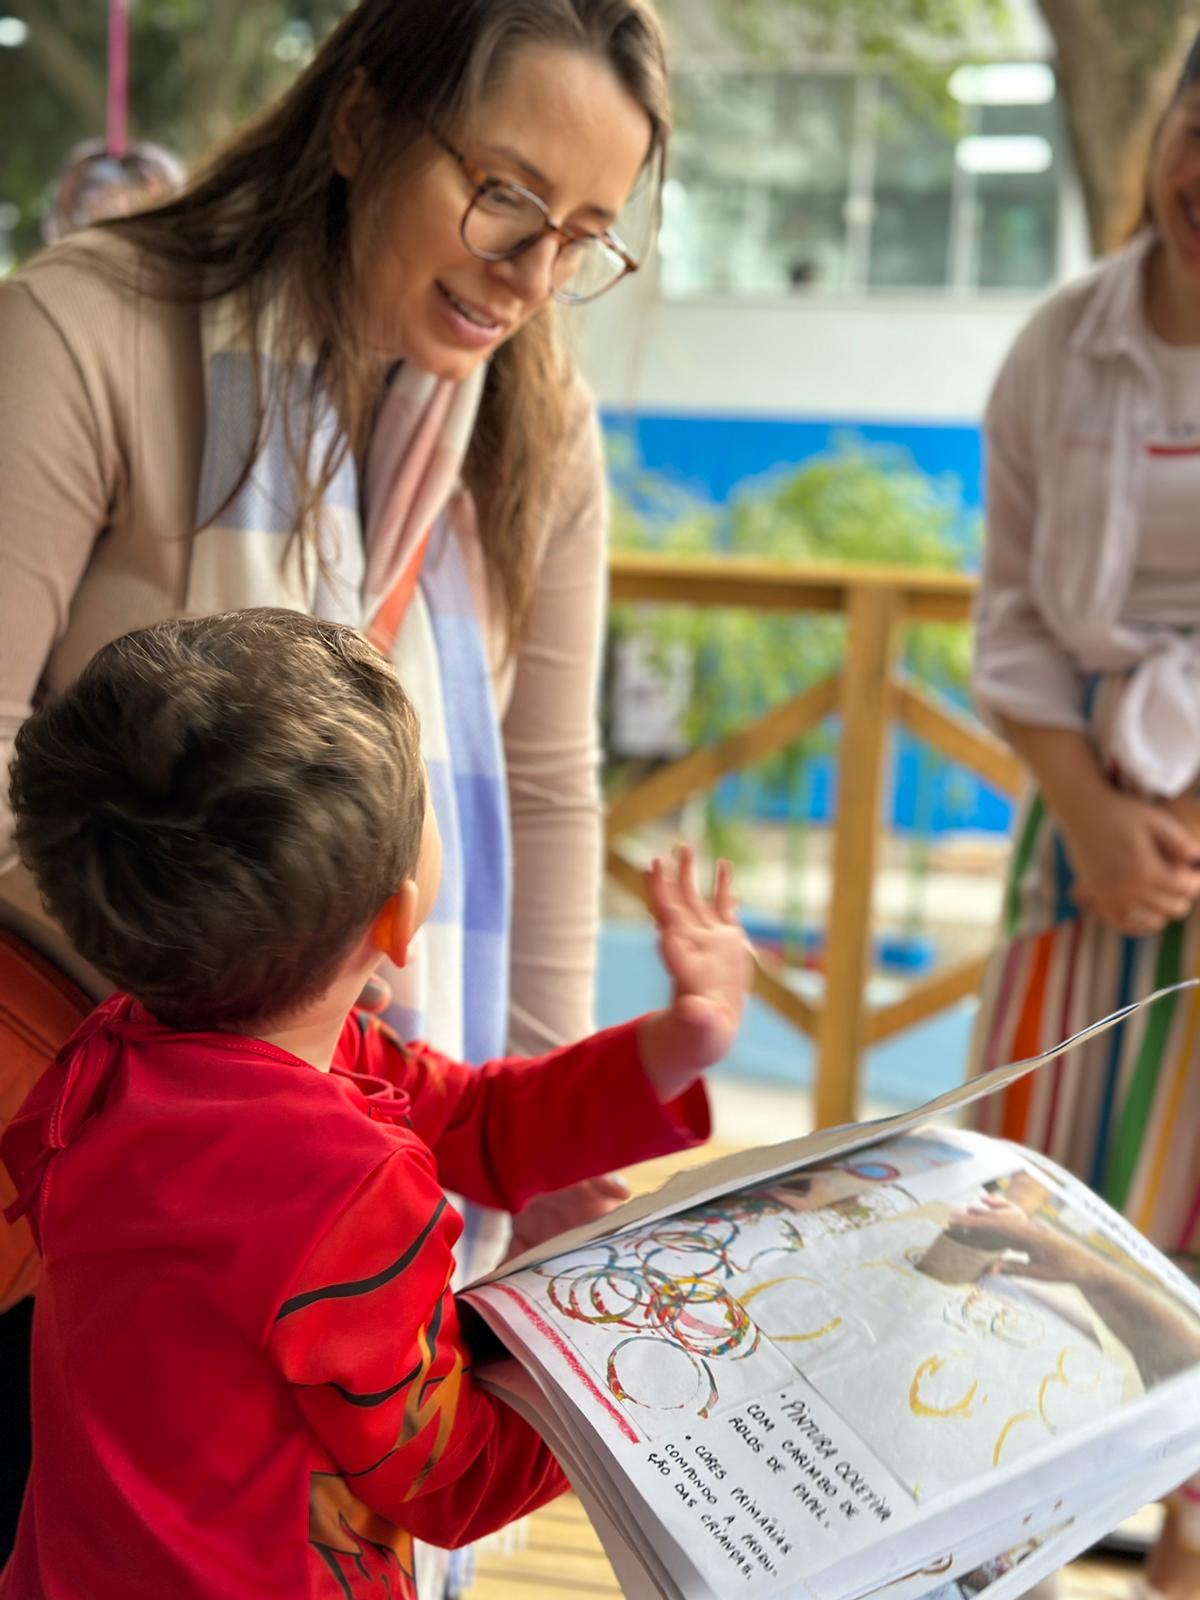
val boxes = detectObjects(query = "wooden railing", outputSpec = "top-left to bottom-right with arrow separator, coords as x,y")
606,551 -> 1027,1129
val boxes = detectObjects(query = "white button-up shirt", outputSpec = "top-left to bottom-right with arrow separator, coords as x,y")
973,231 -> 1200,797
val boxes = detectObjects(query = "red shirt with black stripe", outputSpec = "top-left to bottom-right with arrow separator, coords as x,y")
0,996 -> 709,1599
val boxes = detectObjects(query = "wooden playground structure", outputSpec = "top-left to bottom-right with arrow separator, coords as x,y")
605,550 -> 1024,1130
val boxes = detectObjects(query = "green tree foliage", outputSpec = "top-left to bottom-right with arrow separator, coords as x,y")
6,0 -> 1200,259
608,442 -> 979,862
659,0 -> 1010,119
612,438 -> 977,741
0,0 -> 1004,259
0,0 -> 349,255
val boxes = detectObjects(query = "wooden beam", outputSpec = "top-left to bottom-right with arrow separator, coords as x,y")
750,953 -> 820,1039
892,680 -> 1026,798
605,847 -> 649,908
815,585 -> 902,1128
865,956 -> 991,1045
607,675 -> 841,839
609,551 -> 975,624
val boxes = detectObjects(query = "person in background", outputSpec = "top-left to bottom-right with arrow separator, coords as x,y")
0,0 -> 669,1580
971,31 -> 1200,1600
1,607 -> 749,1599
41,139 -> 187,243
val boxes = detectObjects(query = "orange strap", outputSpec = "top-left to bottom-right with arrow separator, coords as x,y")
0,932 -> 91,1310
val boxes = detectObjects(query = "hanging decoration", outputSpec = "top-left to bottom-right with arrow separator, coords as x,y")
43,0 -> 186,243
106,0 -> 130,158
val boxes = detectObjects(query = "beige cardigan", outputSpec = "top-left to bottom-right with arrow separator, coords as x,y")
0,235 -> 607,1053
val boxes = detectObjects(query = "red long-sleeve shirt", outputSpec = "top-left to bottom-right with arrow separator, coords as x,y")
1,997 -> 709,1599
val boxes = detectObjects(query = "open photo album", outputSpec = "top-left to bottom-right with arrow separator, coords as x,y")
462,986 -> 1200,1600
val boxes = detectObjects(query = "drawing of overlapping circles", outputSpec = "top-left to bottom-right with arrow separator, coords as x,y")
546,1261 -> 653,1328
607,1334 -> 718,1416
642,1273 -> 759,1360
641,1232 -> 734,1287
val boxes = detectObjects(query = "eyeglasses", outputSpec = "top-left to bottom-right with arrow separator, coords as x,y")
433,134 -> 640,305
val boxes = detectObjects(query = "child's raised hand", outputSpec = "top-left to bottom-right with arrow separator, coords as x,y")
637,847 -> 754,1102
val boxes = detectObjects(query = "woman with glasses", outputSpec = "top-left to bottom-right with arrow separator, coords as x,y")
0,0 -> 666,1580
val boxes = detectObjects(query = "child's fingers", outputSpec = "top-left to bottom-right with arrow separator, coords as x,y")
645,856 -> 684,928
712,858 -> 738,924
644,855 -> 663,902
650,854 -> 684,910
674,843 -> 711,923
644,854 -> 666,898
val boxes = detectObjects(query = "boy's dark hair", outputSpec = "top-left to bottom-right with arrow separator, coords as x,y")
10,609 -> 425,1030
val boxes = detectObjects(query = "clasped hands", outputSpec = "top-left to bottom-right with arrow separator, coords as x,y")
1064,786 -> 1200,938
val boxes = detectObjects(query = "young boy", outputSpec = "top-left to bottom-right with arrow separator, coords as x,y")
0,608 -> 752,1600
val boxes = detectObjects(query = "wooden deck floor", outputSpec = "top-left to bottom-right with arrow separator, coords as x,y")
464,1143 -> 1151,1600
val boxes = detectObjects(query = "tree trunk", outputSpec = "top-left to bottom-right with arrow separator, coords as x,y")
1037,0 -> 1200,253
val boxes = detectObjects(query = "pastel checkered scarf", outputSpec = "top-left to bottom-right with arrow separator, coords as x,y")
190,297 -> 512,1230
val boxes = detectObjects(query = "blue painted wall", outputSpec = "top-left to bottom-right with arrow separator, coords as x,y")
721,745 -> 1015,837
603,410 -> 984,511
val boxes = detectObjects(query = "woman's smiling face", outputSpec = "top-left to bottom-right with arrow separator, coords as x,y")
337,44 -> 654,379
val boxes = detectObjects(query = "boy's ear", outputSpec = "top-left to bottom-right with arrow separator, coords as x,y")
371,882 -> 420,968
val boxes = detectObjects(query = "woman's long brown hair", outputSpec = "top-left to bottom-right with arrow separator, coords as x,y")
101,0 -> 670,647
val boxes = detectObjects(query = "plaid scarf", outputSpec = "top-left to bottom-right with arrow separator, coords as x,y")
190,301 -> 512,1248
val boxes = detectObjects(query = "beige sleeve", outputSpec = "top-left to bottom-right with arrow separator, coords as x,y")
0,277 -> 118,991
502,385 -> 607,1055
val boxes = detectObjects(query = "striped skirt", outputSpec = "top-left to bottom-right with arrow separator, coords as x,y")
971,792 -> 1200,1265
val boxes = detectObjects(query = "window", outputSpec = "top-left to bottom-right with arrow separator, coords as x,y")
971,101 -> 1062,290
659,64 -> 1067,299
868,83 -> 957,291
663,71 -> 857,297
